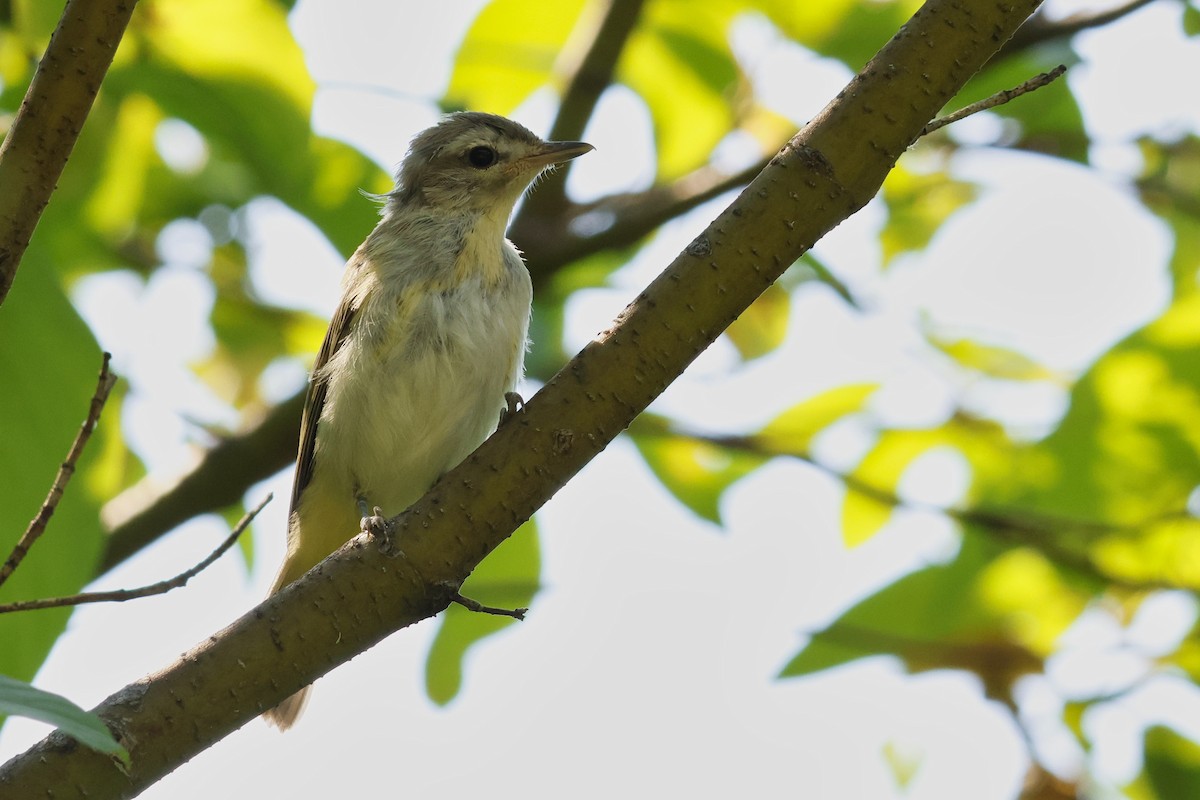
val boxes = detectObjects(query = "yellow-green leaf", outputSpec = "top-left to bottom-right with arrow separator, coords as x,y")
755,383 -> 878,454
724,283 -> 790,361
445,0 -> 587,113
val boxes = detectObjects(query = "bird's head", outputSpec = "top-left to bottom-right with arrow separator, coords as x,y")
388,112 -> 593,216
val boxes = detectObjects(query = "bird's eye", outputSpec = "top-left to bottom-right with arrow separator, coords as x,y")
467,146 -> 497,168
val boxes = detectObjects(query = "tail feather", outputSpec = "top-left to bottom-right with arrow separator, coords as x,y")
263,685 -> 311,731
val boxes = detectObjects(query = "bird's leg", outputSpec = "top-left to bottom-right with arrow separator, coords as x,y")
357,496 -> 402,557
499,391 -> 524,426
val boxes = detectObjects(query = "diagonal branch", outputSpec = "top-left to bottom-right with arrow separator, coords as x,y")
0,0 -> 1045,794
1002,0 -> 1158,54
0,0 -> 140,306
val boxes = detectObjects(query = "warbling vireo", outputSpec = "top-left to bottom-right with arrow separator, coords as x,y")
263,112 -> 592,729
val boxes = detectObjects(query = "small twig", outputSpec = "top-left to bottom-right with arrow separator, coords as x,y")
919,65 -> 1067,138
0,494 -> 272,614
0,352 -> 117,590
449,590 -> 527,620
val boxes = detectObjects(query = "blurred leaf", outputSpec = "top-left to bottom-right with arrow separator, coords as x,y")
425,520 -> 541,705
623,2 -> 740,178
754,382 -> 878,455
1138,135 -> 1200,297
0,266 -> 111,694
445,0 -> 586,113
927,332 -> 1062,382
0,674 -> 129,767
630,418 -> 764,524
842,487 -> 896,548
1143,726 -> 1200,799
755,0 -> 920,70
1184,3 -> 1200,37
725,282 -> 790,361
840,428 -> 936,547
880,165 -> 975,267
782,535 -> 1048,695
882,740 -> 923,790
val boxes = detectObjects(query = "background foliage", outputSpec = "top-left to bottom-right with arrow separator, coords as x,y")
2,0 -> 1200,796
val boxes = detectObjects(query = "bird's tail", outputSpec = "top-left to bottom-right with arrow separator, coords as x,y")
263,686 -> 311,731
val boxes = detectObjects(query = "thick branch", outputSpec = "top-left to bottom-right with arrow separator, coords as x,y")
0,0 -> 1043,794
0,0 -> 139,306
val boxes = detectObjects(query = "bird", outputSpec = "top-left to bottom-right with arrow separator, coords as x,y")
262,112 -> 593,729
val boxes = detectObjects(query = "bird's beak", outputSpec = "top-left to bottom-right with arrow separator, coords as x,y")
523,140 -> 595,170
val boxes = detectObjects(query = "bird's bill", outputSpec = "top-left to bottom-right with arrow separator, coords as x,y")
523,140 -> 595,169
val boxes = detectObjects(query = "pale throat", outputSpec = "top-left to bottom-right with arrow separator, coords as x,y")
452,198 -> 523,286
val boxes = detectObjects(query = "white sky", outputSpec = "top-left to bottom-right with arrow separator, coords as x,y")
4,1 -> 1200,797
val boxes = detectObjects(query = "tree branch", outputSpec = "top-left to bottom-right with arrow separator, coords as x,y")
0,495 -> 268,614
0,0 -> 139,306
1003,0 -> 1158,54
0,353 -> 116,589
0,0 -> 1045,793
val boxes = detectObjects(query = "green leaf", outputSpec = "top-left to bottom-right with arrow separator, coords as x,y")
926,332 -> 1061,382
781,535 -> 1053,684
630,416 -> 764,524
1143,726 -> 1200,799
839,429 -> 931,547
622,3 -> 739,178
880,165 -> 976,267
754,383 -> 878,454
0,674 -> 129,766
0,266 -> 109,698
724,283 -> 790,361
445,0 -> 587,113
425,520 -> 542,705
1183,3 -> 1200,37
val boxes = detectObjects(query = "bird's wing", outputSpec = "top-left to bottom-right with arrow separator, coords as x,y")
289,290 -> 358,515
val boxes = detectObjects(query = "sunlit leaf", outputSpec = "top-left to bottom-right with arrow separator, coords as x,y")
445,0 -> 586,113
724,282 -> 790,361
840,429 -> 935,547
880,165 -> 975,267
425,520 -> 541,705
754,0 -> 921,69
782,535 -> 1047,689
754,383 -> 878,454
622,1 -> 741,177
927,332 -> 1062,383
631,422 -> 764,524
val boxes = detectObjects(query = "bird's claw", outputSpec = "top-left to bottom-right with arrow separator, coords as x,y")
499,391 -> 524,426
360,505 -> 402,557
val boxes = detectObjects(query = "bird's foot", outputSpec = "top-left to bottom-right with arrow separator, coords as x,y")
358,500 -> 402,557
499,391 -> 524,426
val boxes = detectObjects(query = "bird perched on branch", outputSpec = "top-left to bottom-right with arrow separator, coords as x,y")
263,112 -> 592,729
